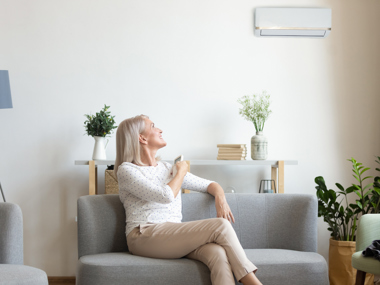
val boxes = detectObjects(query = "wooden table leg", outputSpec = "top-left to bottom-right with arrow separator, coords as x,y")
278,161 -> 284,193
89,160 -> 98,195
271,166 -> 278,193
355,270 -> 366,285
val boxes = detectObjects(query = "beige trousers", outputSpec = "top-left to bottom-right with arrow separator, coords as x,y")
127,218 -> 258,285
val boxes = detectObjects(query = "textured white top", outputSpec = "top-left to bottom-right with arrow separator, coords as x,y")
118,161 -> 214,236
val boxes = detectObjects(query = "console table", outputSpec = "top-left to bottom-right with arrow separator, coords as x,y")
75,160 -> 298,195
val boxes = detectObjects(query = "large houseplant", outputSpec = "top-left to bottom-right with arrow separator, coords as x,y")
237,91 -> 272,160
315,157 -> 378,285
84,104 -> 117,160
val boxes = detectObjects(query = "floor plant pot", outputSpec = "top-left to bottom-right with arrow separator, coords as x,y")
329,238 -> 374,285
251,131 -> 268,160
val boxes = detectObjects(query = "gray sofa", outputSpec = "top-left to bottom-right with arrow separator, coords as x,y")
76,193 -> 328,285
0,202 -> 48,285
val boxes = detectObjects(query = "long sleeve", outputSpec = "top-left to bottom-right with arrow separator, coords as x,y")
181,172 -> 214,193
118,164 -> 175,204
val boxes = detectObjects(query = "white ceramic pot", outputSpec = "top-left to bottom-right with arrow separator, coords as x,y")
251,131 -> 268,160
92,136 -> 109,160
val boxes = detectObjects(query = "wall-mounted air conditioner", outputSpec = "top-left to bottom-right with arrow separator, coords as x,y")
255,8 -> 332,38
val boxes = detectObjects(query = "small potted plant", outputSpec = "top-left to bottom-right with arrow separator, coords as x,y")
237,91 -> 272,160
84,104 -> 117,160
315,157 -> 378,285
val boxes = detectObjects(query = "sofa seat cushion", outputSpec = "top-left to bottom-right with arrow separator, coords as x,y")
77,252 -> 212,285
0,264 -> 48,285
247,249 -> 328,285
77,249 -> 328,285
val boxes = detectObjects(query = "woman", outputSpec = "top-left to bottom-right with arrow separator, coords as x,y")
115,115 -> 262,285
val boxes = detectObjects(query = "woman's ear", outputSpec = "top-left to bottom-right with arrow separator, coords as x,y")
139,134 -> 147,145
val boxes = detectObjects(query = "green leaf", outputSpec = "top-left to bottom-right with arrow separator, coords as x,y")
346,186 -> 356,194
353,183 -> 361,189
350,203 -> 358,209
336,183 -> 344,191
354,190 -> 362,199
363,183 -> 373,191
326,190 -> 335,202
363,189 -> 373,198
356,201 -> 363,209
362,176 -> 373,181
360,168 -> 370,176
353,174 -> 360,183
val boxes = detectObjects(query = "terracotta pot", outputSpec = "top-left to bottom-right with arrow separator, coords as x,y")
329,238 -> 374,285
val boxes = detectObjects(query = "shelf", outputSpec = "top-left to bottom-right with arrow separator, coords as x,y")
177,160 -> 297,167
75,159 -> 298,168
75,160 -> 115,166
75,159 -> 297,195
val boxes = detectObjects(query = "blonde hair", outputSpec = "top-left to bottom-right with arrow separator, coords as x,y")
114,114 -> 148,176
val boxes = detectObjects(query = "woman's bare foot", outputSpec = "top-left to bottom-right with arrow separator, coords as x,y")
240,272 -> 263,285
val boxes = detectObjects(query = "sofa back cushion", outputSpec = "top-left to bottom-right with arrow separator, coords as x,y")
182,193 -> 317,252
77,193 -> 317,258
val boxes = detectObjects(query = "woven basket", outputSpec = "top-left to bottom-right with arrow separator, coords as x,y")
105,170 -> 119,194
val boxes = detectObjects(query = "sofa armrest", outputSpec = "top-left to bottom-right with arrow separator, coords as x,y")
77,195 -> 128,258
356,213 -> 380,252
0,203 -> 23,264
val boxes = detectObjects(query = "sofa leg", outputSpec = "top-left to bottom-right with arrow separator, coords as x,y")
356,270 -> 366,285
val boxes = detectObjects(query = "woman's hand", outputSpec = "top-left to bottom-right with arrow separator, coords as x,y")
207,182 -> 235,223
168,161 -> 188,198
215,195 -> 235,223
175,161 -> 188,177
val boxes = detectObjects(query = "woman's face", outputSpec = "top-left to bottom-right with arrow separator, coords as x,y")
140,118 -> 167,149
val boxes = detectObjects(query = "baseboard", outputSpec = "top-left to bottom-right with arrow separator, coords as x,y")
48,276 -> 76,285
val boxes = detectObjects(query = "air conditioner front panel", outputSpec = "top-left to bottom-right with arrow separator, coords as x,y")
255,8 -> 332,38
259,29 -> 329,37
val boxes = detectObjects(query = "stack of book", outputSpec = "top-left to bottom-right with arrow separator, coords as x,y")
217,144 -> 247,160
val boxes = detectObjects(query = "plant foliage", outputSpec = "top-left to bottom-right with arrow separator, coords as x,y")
371,156 -> 380,213
348,157 -> 373,215
315,157 -> 378,241
84,105 -> 117,137
237,91 -> 272,133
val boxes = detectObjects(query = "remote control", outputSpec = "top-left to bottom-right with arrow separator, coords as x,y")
172,155 -> 184,177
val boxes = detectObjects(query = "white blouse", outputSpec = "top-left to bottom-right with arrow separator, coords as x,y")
117,161 -> 214,236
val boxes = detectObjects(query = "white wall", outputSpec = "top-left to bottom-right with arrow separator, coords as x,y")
0,0 -> 379,276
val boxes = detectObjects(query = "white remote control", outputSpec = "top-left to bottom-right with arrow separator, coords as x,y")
172,155 -> 184,177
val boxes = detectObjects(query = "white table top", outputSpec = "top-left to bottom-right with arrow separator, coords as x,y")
75,160 -> 298,167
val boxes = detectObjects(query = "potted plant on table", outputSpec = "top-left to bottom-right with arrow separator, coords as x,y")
84,104 -> 117,160
237,91 -> 272,160
315,157 -> 379,285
